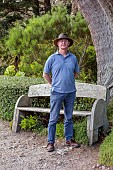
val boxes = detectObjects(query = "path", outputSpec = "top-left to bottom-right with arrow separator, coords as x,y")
0,119 -> 110,170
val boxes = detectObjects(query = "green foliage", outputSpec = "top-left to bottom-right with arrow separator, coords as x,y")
5,6 -> 72,61
98,128 -> 113,166
0,0 -> 41,38
15,71 -> 25,77
71,11 -> 90,37
107,99 -> 113,125
56,123 -> 64,139
20,115 -> 37,130
18,58 -> 43,77
6,23 -> 24,56
74,97 -> 95,111
4,6 -> 96,81
20,114 -> 47,135
79,45 -> 97,83
74,119 -> 88,144
4,65 -> 25,77
97,98 -> 113,166
56,119 -> 88,145
0,75 -> 44,121
4,65 -> 15,76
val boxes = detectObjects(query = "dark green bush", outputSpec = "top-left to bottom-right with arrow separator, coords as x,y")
107,99 -> 113,125
98,127 -> 113,166
0,75 -> 44,121
56,123 -> 64,139
56,118 -> 88,145
97,99 -> 113,166
74,119 -> 88,144
74,97 -> 95,111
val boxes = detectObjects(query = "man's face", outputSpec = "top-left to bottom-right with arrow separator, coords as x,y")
57,39 -> 70,49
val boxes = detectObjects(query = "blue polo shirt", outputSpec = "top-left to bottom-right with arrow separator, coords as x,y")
43,51 -> 79,93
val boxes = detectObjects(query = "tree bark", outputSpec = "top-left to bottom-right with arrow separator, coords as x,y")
71,0 -> 78,15
32,0 -> 39,16
44,0 -> 51,13
74,0 -> 113,91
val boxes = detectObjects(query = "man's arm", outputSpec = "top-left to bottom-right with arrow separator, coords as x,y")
43,72 -> 52,85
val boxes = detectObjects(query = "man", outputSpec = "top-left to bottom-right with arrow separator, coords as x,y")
43,33 -> 80,152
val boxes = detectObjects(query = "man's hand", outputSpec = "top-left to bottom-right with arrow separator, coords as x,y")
43,72 -> 52,85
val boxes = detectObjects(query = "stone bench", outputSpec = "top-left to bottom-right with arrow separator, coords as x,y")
12,82 -> 110,145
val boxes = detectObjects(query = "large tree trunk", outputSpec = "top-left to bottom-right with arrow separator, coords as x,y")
74,0 -> 113,93
98,0 -> 113,31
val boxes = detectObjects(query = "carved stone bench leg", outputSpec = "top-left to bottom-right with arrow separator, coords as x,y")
86,115 -> 91,141
86,115 -> 98,145
12,109 -> 25,132
88,129 -> 99,145
12,95 -> 31,132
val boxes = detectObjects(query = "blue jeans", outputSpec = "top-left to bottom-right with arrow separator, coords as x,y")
48,91 -> 76,144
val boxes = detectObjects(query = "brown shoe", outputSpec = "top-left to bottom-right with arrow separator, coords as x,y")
66,139 -> 81,148
47,143 -> 55,152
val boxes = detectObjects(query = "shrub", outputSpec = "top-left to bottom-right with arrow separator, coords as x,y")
20,115 -> 37,130
20,115 -> 44,131
15,71 -> 25,77
74,119 -> 88,145
98,128 -> 113,166
56,123 -> 64,139
97,99 -> 113,166
20,114 -> 47,135
107,99 -> 113,125
4,65 -> 15,76
56,118 -> 88,145
74,97 -> 95,111
0,75 -> 44,121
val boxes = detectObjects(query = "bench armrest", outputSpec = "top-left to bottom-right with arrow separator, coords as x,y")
15,95 -> 32,108
88,99 -> 109,145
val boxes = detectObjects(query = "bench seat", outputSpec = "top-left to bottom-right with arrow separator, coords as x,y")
17,107 -> 91,116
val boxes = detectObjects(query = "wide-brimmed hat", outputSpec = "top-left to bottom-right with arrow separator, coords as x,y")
53,33 -> 73,47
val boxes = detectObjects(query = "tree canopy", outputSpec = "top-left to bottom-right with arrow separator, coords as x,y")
0,0 -> 52,38
4,6 -> 96,81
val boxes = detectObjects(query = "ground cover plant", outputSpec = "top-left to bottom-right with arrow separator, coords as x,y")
98,100 -> 113,166
98,128 -> 113,166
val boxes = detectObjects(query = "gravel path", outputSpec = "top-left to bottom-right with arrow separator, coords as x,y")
0,119 -> 111,170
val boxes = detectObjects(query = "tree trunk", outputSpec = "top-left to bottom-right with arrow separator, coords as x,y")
71,0 -> 78,15
74,0 -> 113,92
44,0 -> 51,13
98,0 -> 113,31
32,0 -> 39,16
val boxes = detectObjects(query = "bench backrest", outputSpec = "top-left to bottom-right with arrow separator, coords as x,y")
28,83 -> 109,102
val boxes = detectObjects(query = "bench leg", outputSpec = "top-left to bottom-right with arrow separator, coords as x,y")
87,116 -> 98,145
12,109 -> 25,132
86,115 -> 91,140
88,129 -> 98,145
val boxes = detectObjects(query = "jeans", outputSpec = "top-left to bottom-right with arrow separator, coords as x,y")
48,91 -> 76,144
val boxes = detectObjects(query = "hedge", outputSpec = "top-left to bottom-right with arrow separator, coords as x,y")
0,75 -> 44,121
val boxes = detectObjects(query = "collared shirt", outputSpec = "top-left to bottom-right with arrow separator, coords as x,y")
43,51 -> 79,93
